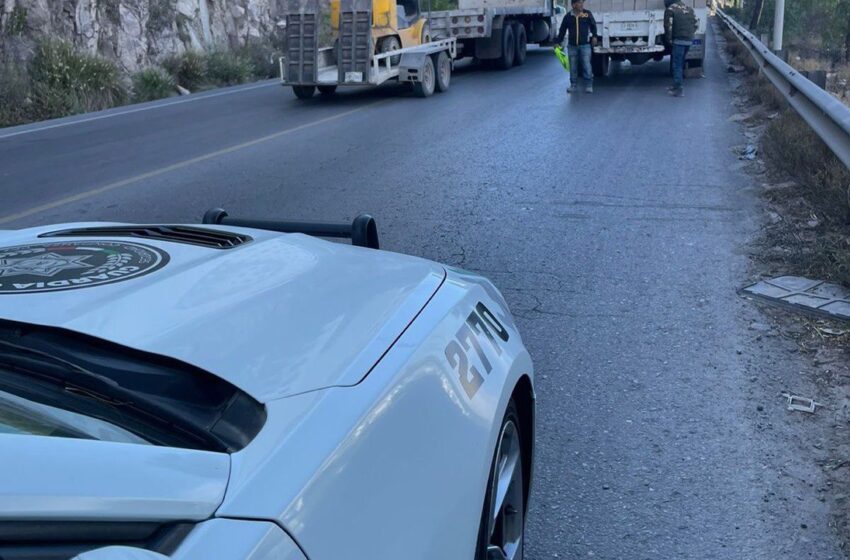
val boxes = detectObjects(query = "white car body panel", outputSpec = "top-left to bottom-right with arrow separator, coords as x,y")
0,221 -> 534,560
73,520 -> 306,560
0,435 -> 229,521
0,223 -> 444,401
218,270 -> 533,558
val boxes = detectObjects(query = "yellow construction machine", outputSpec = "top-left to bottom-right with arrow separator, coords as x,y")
330,0 -> 431,55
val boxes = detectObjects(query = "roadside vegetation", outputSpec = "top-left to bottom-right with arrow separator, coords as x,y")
720,23 -> 850,287
0,38 -> 283,128
725,0 -> 850,105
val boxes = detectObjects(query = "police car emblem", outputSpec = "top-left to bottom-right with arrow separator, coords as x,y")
0,241 -> 169,294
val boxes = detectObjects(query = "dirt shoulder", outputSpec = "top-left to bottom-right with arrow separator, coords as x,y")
714,17 -> 850,555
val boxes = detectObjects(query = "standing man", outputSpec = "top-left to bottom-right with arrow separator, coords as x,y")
555,0 -> 598,94
664,0 -> 698,97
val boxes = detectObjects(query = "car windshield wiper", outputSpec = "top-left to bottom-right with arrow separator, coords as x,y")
0,339 -> 120,395
0,339 -> 226,451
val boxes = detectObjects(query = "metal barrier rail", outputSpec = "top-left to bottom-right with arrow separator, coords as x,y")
717,8 -> 850,168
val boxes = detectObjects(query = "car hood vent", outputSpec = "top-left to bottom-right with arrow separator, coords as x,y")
40,225 -> 252,249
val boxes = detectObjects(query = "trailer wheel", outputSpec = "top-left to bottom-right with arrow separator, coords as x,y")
317,85 -> 338,95
413,56 -> 436,97
514,23 -> 527,66
591,53 -> 609,77
435,51 -> 451,92
292,85 -> 316,99
496,23 -> 515,70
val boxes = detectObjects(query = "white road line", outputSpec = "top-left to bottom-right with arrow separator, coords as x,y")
0,101 -> 385,225
0,81 -> 279,140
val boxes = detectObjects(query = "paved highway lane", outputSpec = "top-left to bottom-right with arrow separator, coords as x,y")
0,22 -> 844,558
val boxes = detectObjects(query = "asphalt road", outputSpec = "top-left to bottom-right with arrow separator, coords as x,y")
0,21 -> 843,559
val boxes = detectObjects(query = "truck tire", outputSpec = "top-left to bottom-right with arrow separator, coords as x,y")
496,24 -> 515,70
292,85 -> 315,99
514,23 -> 527,66
379,36 -> 402,66
413,56 -> 436,97
435,51 -> 451,92
317,85 -> 337,95
591,53 -> 609,77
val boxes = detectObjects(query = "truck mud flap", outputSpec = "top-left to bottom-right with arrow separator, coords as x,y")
338,0 -> 372,84
284,0 -> 320,84
398,52 -> 428,82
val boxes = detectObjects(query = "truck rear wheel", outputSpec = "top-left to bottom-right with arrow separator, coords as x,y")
292,85 -> 315,99
413,56 -> 436,97
496,24 -> 515,70
591,53 -> 609,77
514,23 -> 527,66
435,51 -> 451,92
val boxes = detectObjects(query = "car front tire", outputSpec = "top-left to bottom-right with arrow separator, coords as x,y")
475,399 -> 526,560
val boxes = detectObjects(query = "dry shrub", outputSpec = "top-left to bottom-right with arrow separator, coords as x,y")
161,50 -> 207,90
0,60 -> 31,127
131,66 -> 175,102
28,40 -> 126,120
761,110 -> 850,285
747,75 -> 785,109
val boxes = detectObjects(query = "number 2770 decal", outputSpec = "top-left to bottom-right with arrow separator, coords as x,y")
444,302 -> 510,399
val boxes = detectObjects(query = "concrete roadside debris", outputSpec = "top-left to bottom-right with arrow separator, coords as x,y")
176,86 -> 191,96
741,276 -> 850,322
782,393 -> 821,413
739,144 -> 758,160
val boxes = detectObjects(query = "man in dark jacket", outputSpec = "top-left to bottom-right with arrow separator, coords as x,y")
555,0 -> 598,94
664,0 -> 698,97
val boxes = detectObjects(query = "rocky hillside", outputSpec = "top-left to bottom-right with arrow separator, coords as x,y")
0,0 -> 285,72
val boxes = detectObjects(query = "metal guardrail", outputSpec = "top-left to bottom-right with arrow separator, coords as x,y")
717,8 -> 850,169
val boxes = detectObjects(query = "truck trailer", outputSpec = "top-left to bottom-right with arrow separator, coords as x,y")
428,0 -> 561,69
581,0 -> 708,77
280,0 -> 561,98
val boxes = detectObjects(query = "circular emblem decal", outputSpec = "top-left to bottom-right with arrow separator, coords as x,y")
0,241 -> 169,294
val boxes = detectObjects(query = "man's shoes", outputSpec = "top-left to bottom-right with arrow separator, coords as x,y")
585,85 -> 594,93
667,87 -> 684,97
567,86 -> 577,94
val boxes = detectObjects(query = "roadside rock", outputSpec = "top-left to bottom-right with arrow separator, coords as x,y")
1,0 -> 283,72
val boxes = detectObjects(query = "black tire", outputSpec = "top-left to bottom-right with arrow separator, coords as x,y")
412,55 -> 436,97
317,85 -> 337,95
496,23 -> 516,70
514,23 -> 528,66
474,400 -> 526,560
291,85 -> 315,99
379,35 -> 402,66
435,51 -> 451,93
591,53 -> 609,77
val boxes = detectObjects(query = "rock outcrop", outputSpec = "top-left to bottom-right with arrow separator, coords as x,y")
0,0 -> 285,72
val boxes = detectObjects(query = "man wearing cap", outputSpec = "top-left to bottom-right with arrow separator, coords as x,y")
555,0 -> 598,94
664,0 -> 698,97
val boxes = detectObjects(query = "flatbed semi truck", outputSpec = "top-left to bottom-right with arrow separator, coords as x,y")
280,0 -> 562,98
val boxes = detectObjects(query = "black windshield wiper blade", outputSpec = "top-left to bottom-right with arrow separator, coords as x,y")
0,340 -> 118,390
0,339 -> 224,451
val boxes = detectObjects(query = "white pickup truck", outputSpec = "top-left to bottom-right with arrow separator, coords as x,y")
582,0 -> 708,77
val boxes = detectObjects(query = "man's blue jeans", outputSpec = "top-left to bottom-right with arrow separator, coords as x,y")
567,44 -> 593,86
672,43 -> 690,90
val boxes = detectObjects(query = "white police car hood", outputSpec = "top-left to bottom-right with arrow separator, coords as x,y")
0,222 -> 445,403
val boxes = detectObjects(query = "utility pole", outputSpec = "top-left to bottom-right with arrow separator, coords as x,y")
773,0 -> 785,52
